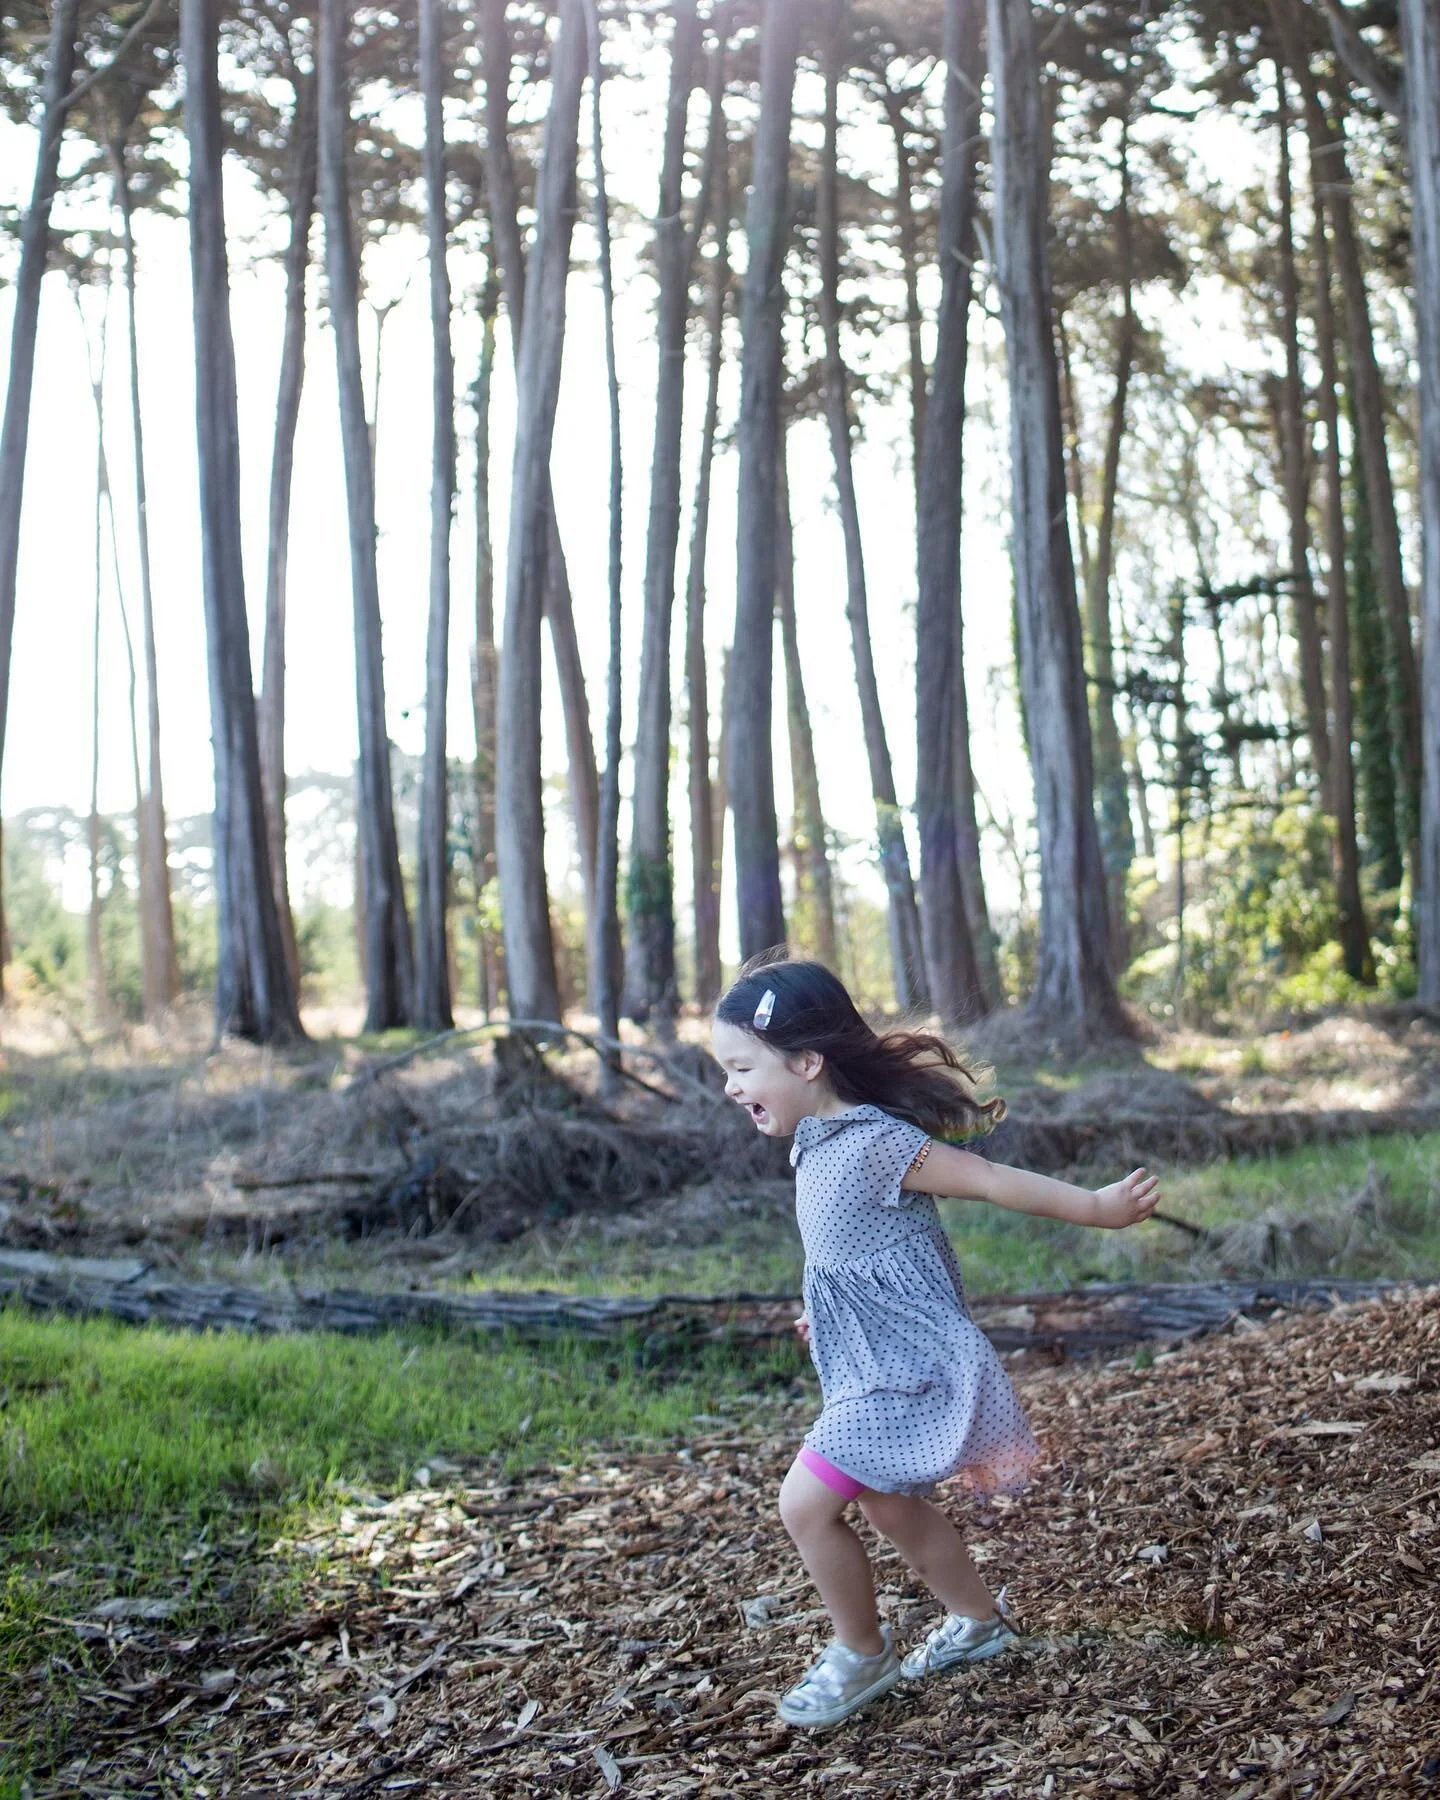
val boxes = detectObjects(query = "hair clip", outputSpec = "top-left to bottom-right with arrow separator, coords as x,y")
753,988 -> 776,1031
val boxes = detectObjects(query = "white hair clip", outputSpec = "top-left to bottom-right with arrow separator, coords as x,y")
753,988 -> 776,1031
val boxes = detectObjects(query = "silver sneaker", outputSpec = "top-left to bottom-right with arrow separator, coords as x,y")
900,1588 -> 1018,1681
777,1624 -> 901,1729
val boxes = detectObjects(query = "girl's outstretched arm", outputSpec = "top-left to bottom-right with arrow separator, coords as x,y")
903,1144 -> 1160,1229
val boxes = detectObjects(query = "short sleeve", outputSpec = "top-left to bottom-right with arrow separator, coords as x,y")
855,1116 -> 931,1208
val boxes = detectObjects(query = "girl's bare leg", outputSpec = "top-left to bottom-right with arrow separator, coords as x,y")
777,1460 -> 886,1656
858,1490 -> 997,1619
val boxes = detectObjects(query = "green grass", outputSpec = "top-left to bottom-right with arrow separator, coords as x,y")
0,1310 -> 807,1779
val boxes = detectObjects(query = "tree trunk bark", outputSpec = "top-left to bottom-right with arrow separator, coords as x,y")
414,0 -> 456,1031
776,439 -> 837,968
1298,60 -> 1422,868
987,0 -> 1125,1035
258,65 -> 315,1002
88,384 -> 106,1026
110,141 -> 181,1020
586,0 -> 625,1069
1273,60 -> 1332,810
914,0 -> 987,1025
0,0 -> 81,998
1400,0 -> 1440,1004
684,97 -> 732,1013
181,0 -> 305,1043
729,0 -> 798,961
1085,111 -> 1138,971
471,281 -> 500,1017
1277,26 -> 1372,982
884,86 -> 927,500
821,0 -> 926,1009
625,0 -> 703,1029
318,0 -> 414,1032
481,0 -> 601,984
495,0 -> 586,1023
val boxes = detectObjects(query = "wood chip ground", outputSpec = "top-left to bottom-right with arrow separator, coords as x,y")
34,1290 -> 1440,1797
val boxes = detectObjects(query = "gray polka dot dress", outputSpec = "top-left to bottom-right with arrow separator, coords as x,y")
792,1104 -> 1039,1499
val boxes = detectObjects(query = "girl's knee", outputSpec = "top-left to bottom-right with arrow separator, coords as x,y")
778,1464 -> 838,1541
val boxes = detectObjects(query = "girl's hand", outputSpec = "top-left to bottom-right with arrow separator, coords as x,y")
794,1311 -> 811,1344
1092,1167 -> 1160,1229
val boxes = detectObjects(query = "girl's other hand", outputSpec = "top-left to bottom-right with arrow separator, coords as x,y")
1092,1167 -> 1160,1229
794,1312 -> 811,1344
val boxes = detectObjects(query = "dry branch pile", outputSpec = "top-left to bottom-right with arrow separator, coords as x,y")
35,1289 -> 1439,1797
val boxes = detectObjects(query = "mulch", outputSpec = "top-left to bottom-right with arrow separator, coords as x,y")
34,1288 -> 1440,1798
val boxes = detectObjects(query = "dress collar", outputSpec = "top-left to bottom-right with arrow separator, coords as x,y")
789,1103 -> 890,1168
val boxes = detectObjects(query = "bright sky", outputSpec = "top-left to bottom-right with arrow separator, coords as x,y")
0,14 -> 1314,944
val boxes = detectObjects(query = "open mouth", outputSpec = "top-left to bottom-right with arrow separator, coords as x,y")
748,1103 -> 769,1128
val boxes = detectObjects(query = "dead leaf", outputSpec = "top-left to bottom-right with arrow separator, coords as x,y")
593,1743 -> 622,1790
514,1697 -> 539,1732
1319,1690 -> 1357,1725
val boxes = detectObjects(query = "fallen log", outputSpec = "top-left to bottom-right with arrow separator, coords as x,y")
0,1250 -> 1430,1359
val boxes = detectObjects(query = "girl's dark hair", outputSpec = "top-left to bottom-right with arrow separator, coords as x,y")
714,952 -> 1005,1140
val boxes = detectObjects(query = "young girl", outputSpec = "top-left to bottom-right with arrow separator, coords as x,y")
712,957 -> 1159,1731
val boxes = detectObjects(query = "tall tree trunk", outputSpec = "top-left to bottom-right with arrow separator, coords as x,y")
1347,390 -> 1405,894
0,0 -> 81,997
776,439 -> 837,968
109,136 -> 181,1020
1297,58 -> 1421,866
258,65 -> 316,1000
625,0 -> 703,1029
471,280 -> 500,1017
821,0 -> 925,1008
77,278 -> 147,1016
987,0 -> 1125,1035
414,0 -> 455,1031
318,0 -> 414,1031
1273,59 -> 1332,809
684,105 -> 732,1013
88,354 -> 106,1027
481,0 -> 601,979
181,0 -> 305,1043
495,0 -> 586,1023
914,0 -> 987,1025
1281,30 -> 1372,981
729,0 -> 798,960
587,0 -> 624,1064
884,86 -> 926,498
1400,0 -> 1440,1004
1085,110 -> 1138,969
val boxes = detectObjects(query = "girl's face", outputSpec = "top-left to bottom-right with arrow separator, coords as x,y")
711,1019 -> 835,1137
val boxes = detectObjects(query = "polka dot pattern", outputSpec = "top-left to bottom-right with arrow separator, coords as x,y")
790,1104 -> 1040,1499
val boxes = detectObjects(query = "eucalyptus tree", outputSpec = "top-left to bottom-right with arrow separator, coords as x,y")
684,84 -> 734,1011
586,0 -> 625,1062
317,0 -> 414,1030
1316,0 -> 1440,998
987,0 -> 1125,1034
818,0 -> 925,1008
624,0 -> 704,1031
227,0 -> 318,996
0,0 -> 81,995
495,0 -> 587,1024
481,0 -> 601,980
913,0 -> 988,1024
181,0 -> 304,1041
730,0 -> 799,959
66,18 -> 183,1021
413,0 -> 455,1031
1398,0 -> 1440,1003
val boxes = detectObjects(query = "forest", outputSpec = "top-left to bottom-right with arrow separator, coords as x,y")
1,0 -> 1438,1041
0,1 -> 1438,1794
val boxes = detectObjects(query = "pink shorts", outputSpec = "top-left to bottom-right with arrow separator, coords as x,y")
798,1446 -> 867,1501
